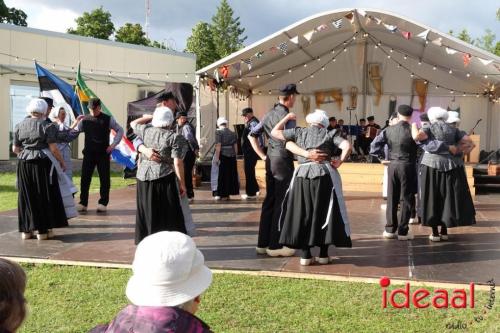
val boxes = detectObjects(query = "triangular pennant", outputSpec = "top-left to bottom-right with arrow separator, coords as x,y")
417,29 -> 429,40
357,9 -> 367,17
220,65 -> 229,79
478,58 -> 493,66
290,36 -> 299,44
431,37 -> 442,46
303,30 -> 315,42
383,23 -> 398,32
401,30 -> 412,39
316,24 -> 329,32
374,17 -> 382,25
463,53 -> 472,67
445,47 -> 458,55
345,12 -> 354,23
332,18 -> 343,29
255,51 -> 264,59
278,42 -> 288,55
242,58 -> 252,70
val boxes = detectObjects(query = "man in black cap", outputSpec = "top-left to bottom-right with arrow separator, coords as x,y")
241,107 -> 263,199
175,111 -> 198,201
248,83 -> 325,257
73,97 -> 124,212
370,105 -> 417,240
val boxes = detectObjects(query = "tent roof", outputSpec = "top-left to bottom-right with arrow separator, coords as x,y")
196,8 -> 499,97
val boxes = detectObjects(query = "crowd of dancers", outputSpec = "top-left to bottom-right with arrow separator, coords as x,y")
13,82 -> 476,265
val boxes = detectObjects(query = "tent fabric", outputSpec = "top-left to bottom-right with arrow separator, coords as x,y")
196,8 -> 499,96
195,8 -> 500,153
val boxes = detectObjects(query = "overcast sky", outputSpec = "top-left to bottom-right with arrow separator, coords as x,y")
7,0 -> 499,51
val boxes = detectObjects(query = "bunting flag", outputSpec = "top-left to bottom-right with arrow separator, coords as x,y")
357,9 -> 367,17
374,17 -> 382,25
445,47 -> 458,55
383,23 -> 397,32
303,30 -> 315,42
401,31 -> 412,39
345,12 -> 354,23
278,42 -> 288,55
242,58 -> 252,70
417,29 -> 429,40
290,35 -> 299,44
35,62 -> 82,123
75,65 -> 136,169
232,62 -> 241,73
316,24 -> 329,32
478,58 -> 493,66
332,18 -> 343,29
220,65 -> 229,78
255,51 -> 264,59
431,37 -> 442,46
463,53 -> 472,67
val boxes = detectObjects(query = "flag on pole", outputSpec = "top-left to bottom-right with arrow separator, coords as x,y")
75,64 -> 136,169
332,18 -> 343,29
35,62 -> 82,124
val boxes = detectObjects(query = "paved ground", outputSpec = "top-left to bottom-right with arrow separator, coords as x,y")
1,183 -> 499,285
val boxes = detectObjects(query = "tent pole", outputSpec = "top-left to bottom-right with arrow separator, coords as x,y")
362,37 -> 368,119
486,98 -> 492,151
195,74 -> 201,144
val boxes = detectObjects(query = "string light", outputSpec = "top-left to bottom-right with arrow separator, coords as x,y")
450,90 -> 454,94
484,74 -> 488,79
387,55 -> 391,59
310,74 -> 314,78
238,77 -> 242,82
390,48 -> 394,53
256,74 -> 260,78
418,60 -> 422,65
288,68 -> 292,73
436,85 -> 440,89
343,48 -> 347,52
52,64 -> 55,69
403,55 -> 408,60
331,49 -> 335,54
184,73 -> 188,78
321,66 -> 325,71
466,73 -> 470,78
433,66 -> 437,70
317,57 -> 321,62
147,73 -> 150,79
271,72 -> 275,77
410,73 -> 414,78
303,63 -> 307,68
448,69 -> 453,74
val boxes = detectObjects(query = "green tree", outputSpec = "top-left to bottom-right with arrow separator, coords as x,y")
457,29 -> 474,45
115,23 -> 149,46
475,29 -> 496,54
210,0 -> 247,58
149,40 -> 166,49
185,22 -> 218,69
0,0 -> 27,26
68,6 -> 114,40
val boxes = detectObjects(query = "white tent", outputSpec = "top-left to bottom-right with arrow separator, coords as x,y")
195,8 -> 500,157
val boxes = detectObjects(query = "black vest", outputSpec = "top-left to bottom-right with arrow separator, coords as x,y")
81,113 -> 111,155
385,121 -> 417,163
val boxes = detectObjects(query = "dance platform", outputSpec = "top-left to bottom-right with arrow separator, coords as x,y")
0,163 -> 497,286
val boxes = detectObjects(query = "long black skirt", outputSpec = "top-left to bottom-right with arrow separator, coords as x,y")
279,175 -> 352,249
420,165 -> 476,228
135,173 -> 186,244
17,158 -> 68,233
217,155 -> 240,197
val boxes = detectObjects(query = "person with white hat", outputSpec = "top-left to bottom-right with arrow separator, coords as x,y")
412,107 -> 476,241
12,98 -> 68,240
212,116 -> 239,200
90,231 -> 213,333
130,106 -> 191,244
271,109 -> 352,265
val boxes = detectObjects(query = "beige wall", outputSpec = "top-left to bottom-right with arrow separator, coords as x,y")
0,24 -> 196,160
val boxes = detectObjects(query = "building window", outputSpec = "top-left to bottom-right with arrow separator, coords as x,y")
10,83 -> 40,158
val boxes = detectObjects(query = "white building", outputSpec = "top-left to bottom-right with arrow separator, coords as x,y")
0,23 -> 196,160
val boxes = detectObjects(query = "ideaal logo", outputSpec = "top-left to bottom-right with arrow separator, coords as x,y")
380,276 -> 496,330
380,276 -> 475,309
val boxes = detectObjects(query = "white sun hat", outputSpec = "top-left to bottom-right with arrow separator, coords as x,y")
427,107 -> 448,123
26,98 -> 48,115
152,106 -> 174,128
217,116 -> 228,127
446,111 -> 461,124
126,231 -> 212,307
306,109 -> 329,128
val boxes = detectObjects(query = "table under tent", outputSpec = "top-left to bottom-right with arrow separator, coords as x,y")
194,8 -> 500,163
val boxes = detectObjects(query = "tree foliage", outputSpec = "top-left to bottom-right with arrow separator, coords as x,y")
185,22 -> 218,69
0,0 -> 27,26
185,0 -> 247,69
68,6 -> 115,40
210,0 -> 247,58
115,23 -> 149,46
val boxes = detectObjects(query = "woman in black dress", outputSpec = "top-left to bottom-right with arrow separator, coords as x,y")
130,106 -> 190,244
13,98 -> 68,240
271,109 -> 352,265
213,117 -> 239,200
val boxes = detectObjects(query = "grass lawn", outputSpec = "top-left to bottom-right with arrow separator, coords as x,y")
0,171 -> 136,212
19,264 -> 499,333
